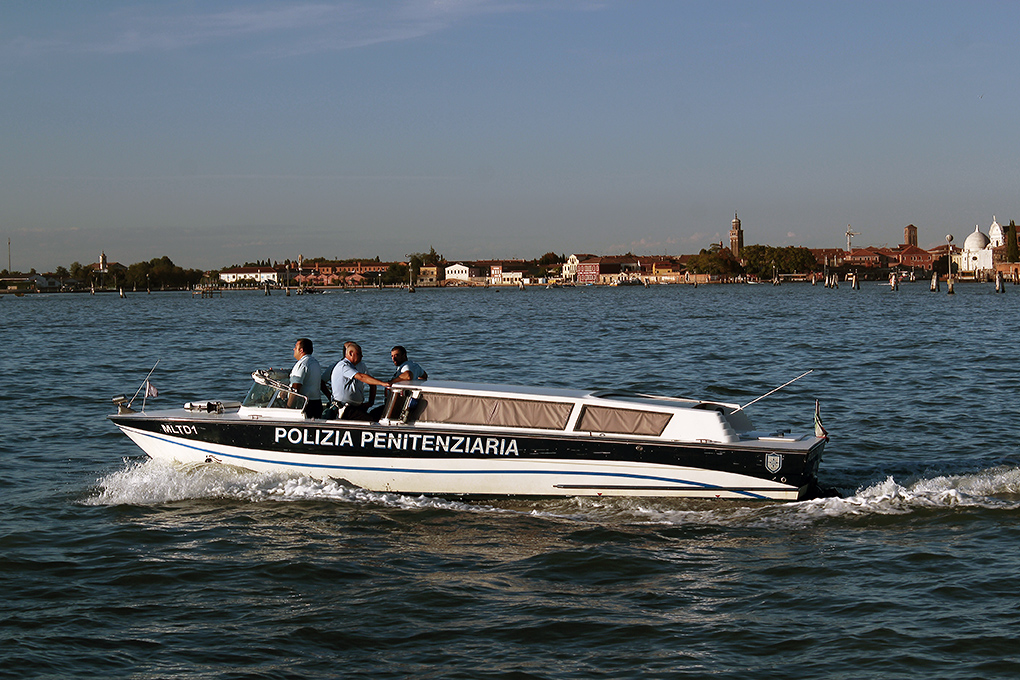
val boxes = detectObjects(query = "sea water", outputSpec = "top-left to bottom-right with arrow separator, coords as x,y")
2,283 -> 1020,678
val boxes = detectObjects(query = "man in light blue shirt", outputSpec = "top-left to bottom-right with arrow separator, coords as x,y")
331,341 -> 390,420
389,345 -> 428,382
288,338 -> 322,418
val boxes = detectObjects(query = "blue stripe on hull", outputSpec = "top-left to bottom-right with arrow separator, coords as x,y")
120,426 -> 784,500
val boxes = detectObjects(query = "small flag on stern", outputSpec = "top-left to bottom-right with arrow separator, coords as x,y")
145,380 -> 159,398
814,399 -> 828,440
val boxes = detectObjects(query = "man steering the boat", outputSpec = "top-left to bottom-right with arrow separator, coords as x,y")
289,337 -> 323,418
331,341 -> 390,420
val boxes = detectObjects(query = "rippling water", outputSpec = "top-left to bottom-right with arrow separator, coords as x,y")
4,283 -> 1020,678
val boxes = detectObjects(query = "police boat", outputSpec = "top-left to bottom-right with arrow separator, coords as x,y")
109,369 -> 828,501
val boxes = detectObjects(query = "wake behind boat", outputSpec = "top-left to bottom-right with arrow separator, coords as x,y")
109,370 -> 828,501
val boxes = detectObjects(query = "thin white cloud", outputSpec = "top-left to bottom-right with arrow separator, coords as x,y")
619,236 -> 679,253
3,0 -> 572,58
93,4 -> 344,54
684,232 -> 722,244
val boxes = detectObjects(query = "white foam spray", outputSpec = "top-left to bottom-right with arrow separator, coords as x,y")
83,459 -> 1020,527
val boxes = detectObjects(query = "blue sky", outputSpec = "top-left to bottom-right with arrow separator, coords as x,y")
3,1 -> 1018,272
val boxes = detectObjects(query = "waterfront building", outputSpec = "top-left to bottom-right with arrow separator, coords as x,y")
295,260 -> 395,286
576,256 -> 639,284
1,276 -> 35,292
954,222 -> 995,276
873,225 -> 935,270
218,266 -> 279,285
989,217 -> 1005,247
928,243 -> 954,267
32,274 -> 61,291
893,245 -> 935,270
490,265 -> 526,286
635,256 -> 682,283
312,261 -> 390,278
946,216 -> 1020,279
646,258 -> 682,283
418,265 -> 442,285
576,258 -> 618,285
474,259 -> 526,285
1,274 -> 61,292
445,263 -> 483,283
810,248 -> 847,268
846,248 -> 888,268
89,253 -> 127,278
562,254 -> 595,281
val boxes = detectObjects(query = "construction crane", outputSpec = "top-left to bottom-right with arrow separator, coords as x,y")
845,225 -> 860,253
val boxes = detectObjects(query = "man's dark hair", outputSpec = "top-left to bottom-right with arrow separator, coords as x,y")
297,338 -> 313,354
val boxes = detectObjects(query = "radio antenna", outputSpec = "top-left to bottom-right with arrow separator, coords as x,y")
734,370 -> 813,412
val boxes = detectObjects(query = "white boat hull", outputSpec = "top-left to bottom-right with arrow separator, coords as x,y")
117,423 -> 808,501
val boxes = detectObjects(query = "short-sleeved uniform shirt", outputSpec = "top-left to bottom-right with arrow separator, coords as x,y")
289,354 -> 322,401
332,357 -> 369,404
391,359 -> 426,381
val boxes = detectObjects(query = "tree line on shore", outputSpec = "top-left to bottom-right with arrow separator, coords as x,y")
0,247 -> 559,289
1,257 -> 206,290
684,245 -> 821,278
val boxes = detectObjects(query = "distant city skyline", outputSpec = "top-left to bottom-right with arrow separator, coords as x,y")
11,215 -> 1012,277
4,1 -> 1019,273
5,213 -> 1015,275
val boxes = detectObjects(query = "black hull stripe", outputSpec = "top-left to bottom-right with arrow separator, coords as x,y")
554,484 -> 796,492
123,428 -> 784,500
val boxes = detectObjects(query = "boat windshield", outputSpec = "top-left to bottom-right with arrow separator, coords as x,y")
242,369 -> 293,409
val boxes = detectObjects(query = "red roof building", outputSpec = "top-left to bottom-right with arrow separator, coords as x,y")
810,249 -> 847,268
576,256 -> 639,284
846,248 -> 888,268
892,244 -> 935,269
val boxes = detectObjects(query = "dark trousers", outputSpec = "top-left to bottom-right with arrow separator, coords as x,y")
340,402 -> 373,421
303,399 -> 323,419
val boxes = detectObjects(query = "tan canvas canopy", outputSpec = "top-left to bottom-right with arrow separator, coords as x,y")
576,405 -> 672,436
416,392 -> 573,430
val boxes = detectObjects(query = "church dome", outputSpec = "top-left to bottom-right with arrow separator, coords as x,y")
989,216 -> 1004,247
964,224 -> 990,251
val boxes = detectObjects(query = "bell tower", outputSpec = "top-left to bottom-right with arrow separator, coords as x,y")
904,224 -> 918,248
729,212 -> 744,260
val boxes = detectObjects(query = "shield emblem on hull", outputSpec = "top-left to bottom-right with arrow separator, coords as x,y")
765,453 -> 782,474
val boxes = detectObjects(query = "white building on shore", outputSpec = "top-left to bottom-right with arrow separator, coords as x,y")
218,266 -> 279,285
954,217 -> 1003,277
444,263 -> 483,282
562,254 -> 595,282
